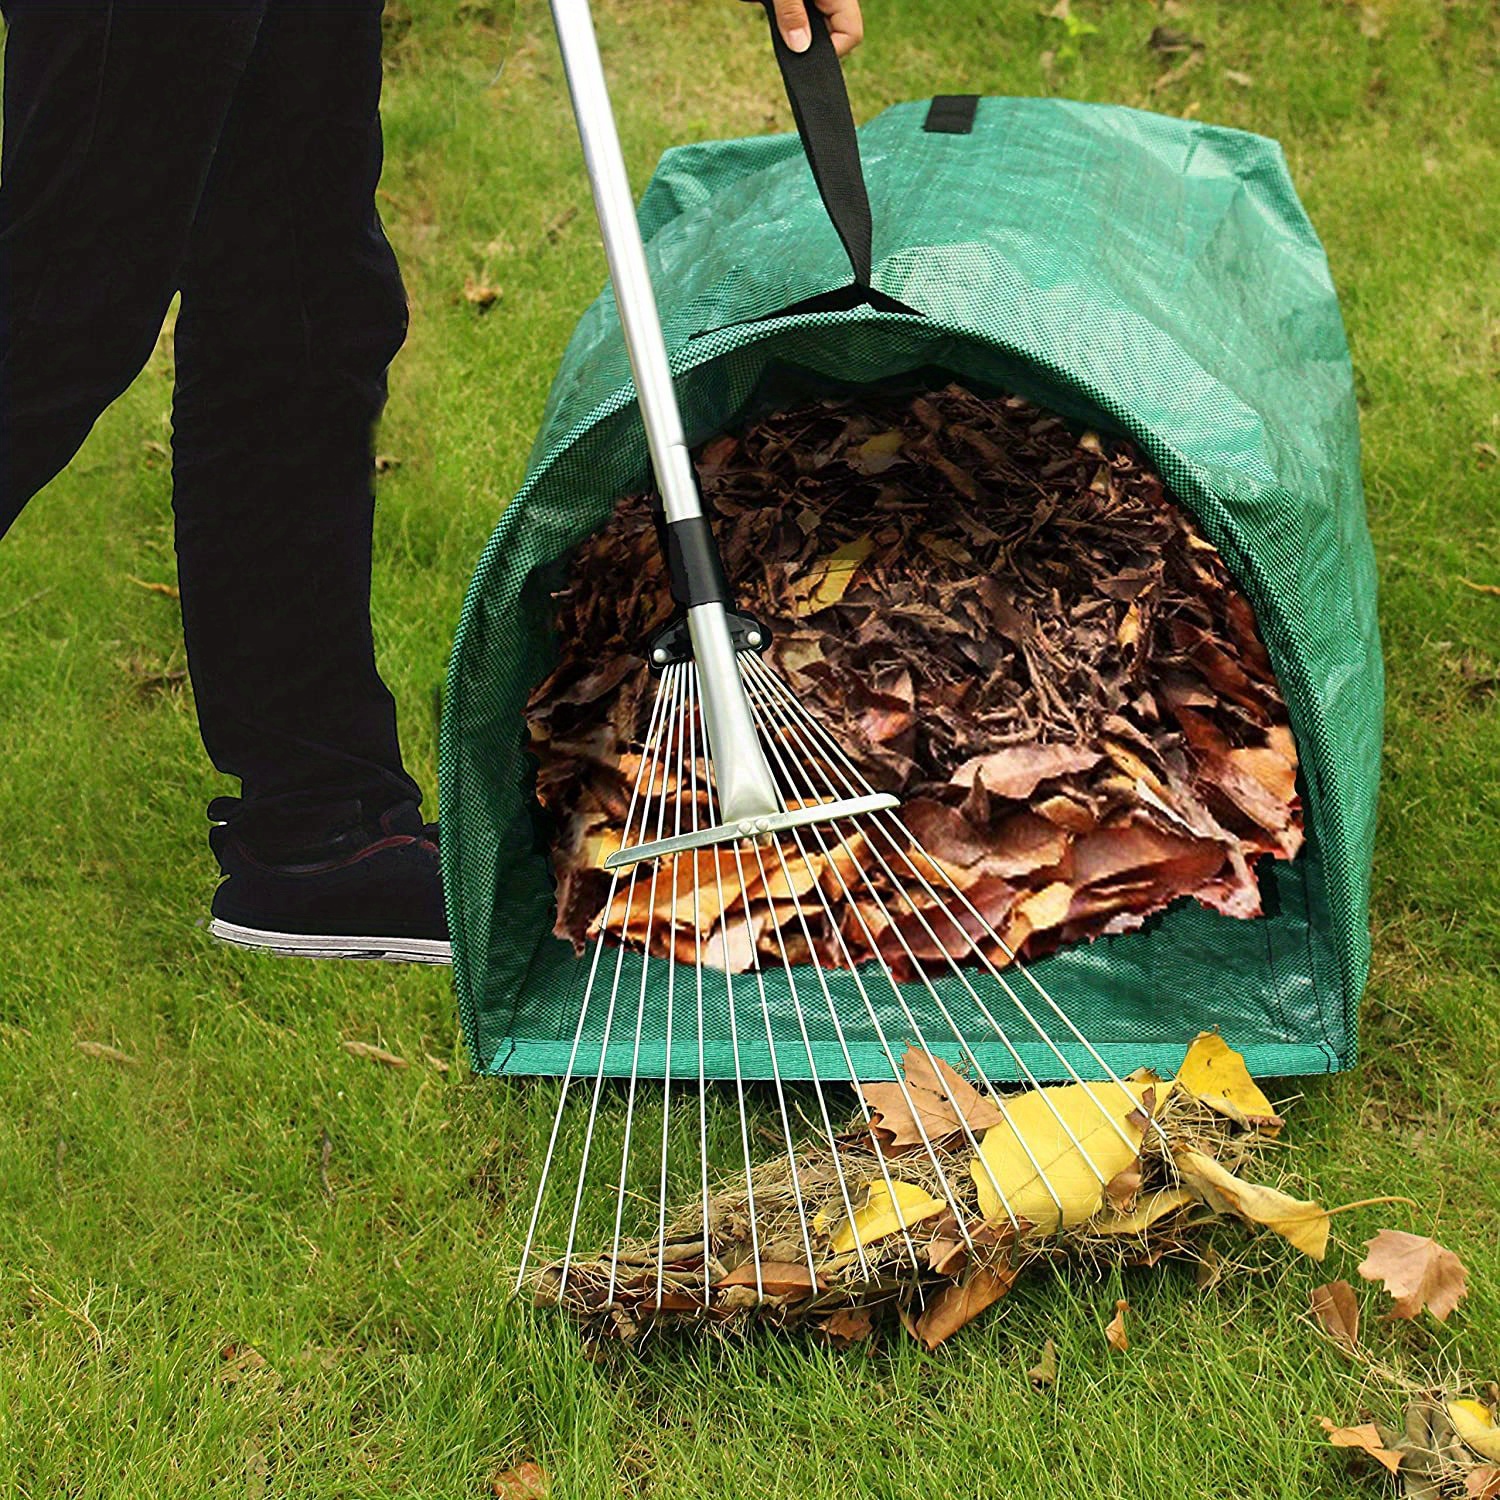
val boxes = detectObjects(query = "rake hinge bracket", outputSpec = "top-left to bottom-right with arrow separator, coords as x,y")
646,609 -> 770,675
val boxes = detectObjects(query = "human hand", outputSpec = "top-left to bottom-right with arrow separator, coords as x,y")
765,0 -> 864,58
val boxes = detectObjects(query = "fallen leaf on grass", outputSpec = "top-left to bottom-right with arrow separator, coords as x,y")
1028,1337 -> 1058,1387
912,1265 -> 1017,1350
76,1040 -> 137,1066
1449,1400 -> 1500,1462
1173,1147 -> 1329,1258
1105,1299 -> 1129,1352
1089,1187 -> 1195,1236
1319,1418 -> 1404,1475
1148,24 -> 1202,52
820,1179 -> 947,1255
1358,1229 -> 1469,1323
858,1045 -> 1006,1148
1459,578 -> 1500,597
714,1261 -> 819,1299
491,1460 -> 549,1499
1309,1280 -> 1361,1347
463,275 -> 502,310
971,1078 -> 1157,1231
1469,1467 -> 1500,1500
1175,1030 -> 1284,1132
820,1306 -> 875,1344
340,1040 -> 408,1069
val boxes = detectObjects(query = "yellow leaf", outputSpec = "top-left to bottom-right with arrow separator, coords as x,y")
1176,1031 -> 1284,1132
1089,1187 -> 1196,1236
796,535 -> 874,614
1449,1400 -> 1500,1462
969,1078 -> 1159,1232
1174,1147 -> 1329,1258
822,1179 -> 946,1254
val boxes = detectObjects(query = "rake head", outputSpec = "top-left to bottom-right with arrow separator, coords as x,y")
515,645 -> 1163,1318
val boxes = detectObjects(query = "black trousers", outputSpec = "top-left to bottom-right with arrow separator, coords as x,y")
0,0 -> 422,851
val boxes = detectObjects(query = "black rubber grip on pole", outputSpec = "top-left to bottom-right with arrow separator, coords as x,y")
753,0 -> 873,289
664,516 -> 730,608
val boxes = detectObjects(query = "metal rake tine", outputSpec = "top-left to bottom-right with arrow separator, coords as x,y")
605,656 -> 692,1303
558,661 -> 688,1298
727,834 -> 820,1285
652,677 -> 697,1310
701,754 -> 766,1302
686,672 -> 713,1307
743,833 -> 875,1281
745,679 -> 1037,1236
515,661 -> 681,1291
743,656 -> 1158,1165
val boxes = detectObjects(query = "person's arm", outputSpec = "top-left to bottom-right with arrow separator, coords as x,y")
766,0 -> 864,57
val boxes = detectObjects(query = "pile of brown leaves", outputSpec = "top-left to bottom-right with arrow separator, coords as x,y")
529,383 -> 1302,972
1321,1388 -> 1500,1499
535,1033 -> 1331,1347
1315,1243 -> 1492,1498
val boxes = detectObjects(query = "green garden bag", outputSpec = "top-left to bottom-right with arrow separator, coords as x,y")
440,88 -> 1382,1084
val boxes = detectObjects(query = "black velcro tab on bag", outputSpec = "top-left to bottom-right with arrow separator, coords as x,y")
923,95 -> 980,134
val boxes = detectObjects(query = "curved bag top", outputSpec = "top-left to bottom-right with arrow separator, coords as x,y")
441,88 -> 1382,1084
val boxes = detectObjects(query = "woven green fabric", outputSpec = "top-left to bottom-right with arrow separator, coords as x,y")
441,97 -> 1382,1084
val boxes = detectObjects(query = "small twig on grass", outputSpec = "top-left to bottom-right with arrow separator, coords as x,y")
0,586 -> 55,623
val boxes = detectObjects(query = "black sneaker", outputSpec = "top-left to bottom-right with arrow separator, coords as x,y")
207,799 -> 451,965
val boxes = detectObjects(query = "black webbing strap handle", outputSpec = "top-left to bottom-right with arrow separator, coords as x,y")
750,0 -> 873,289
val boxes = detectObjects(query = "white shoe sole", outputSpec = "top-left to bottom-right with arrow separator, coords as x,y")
210,918 -> 451,966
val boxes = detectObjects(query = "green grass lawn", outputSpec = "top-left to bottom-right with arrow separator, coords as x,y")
2,0 -> 1497,1494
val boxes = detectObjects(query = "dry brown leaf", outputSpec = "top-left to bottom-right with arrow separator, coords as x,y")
911,1264 -> 1017,1349
1028,1336 -> 1058,1388
1318,1418 -> 1404,1475
1105,1298 -> 1129,1352
1358,1230 -> 1470,1323
859,1045 -> 1005,1148
714,1261 -> 819,1299
534,383 -> 1302,979
951,743 -> 1104,799
340,1040 -> 408,1069
820,1306 -> 875,1343
1309,1279 -> 1361,1347
1468,1467 -> 1500,1500
491,1460 -> 549,1499
76,1040 -> 137,1066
